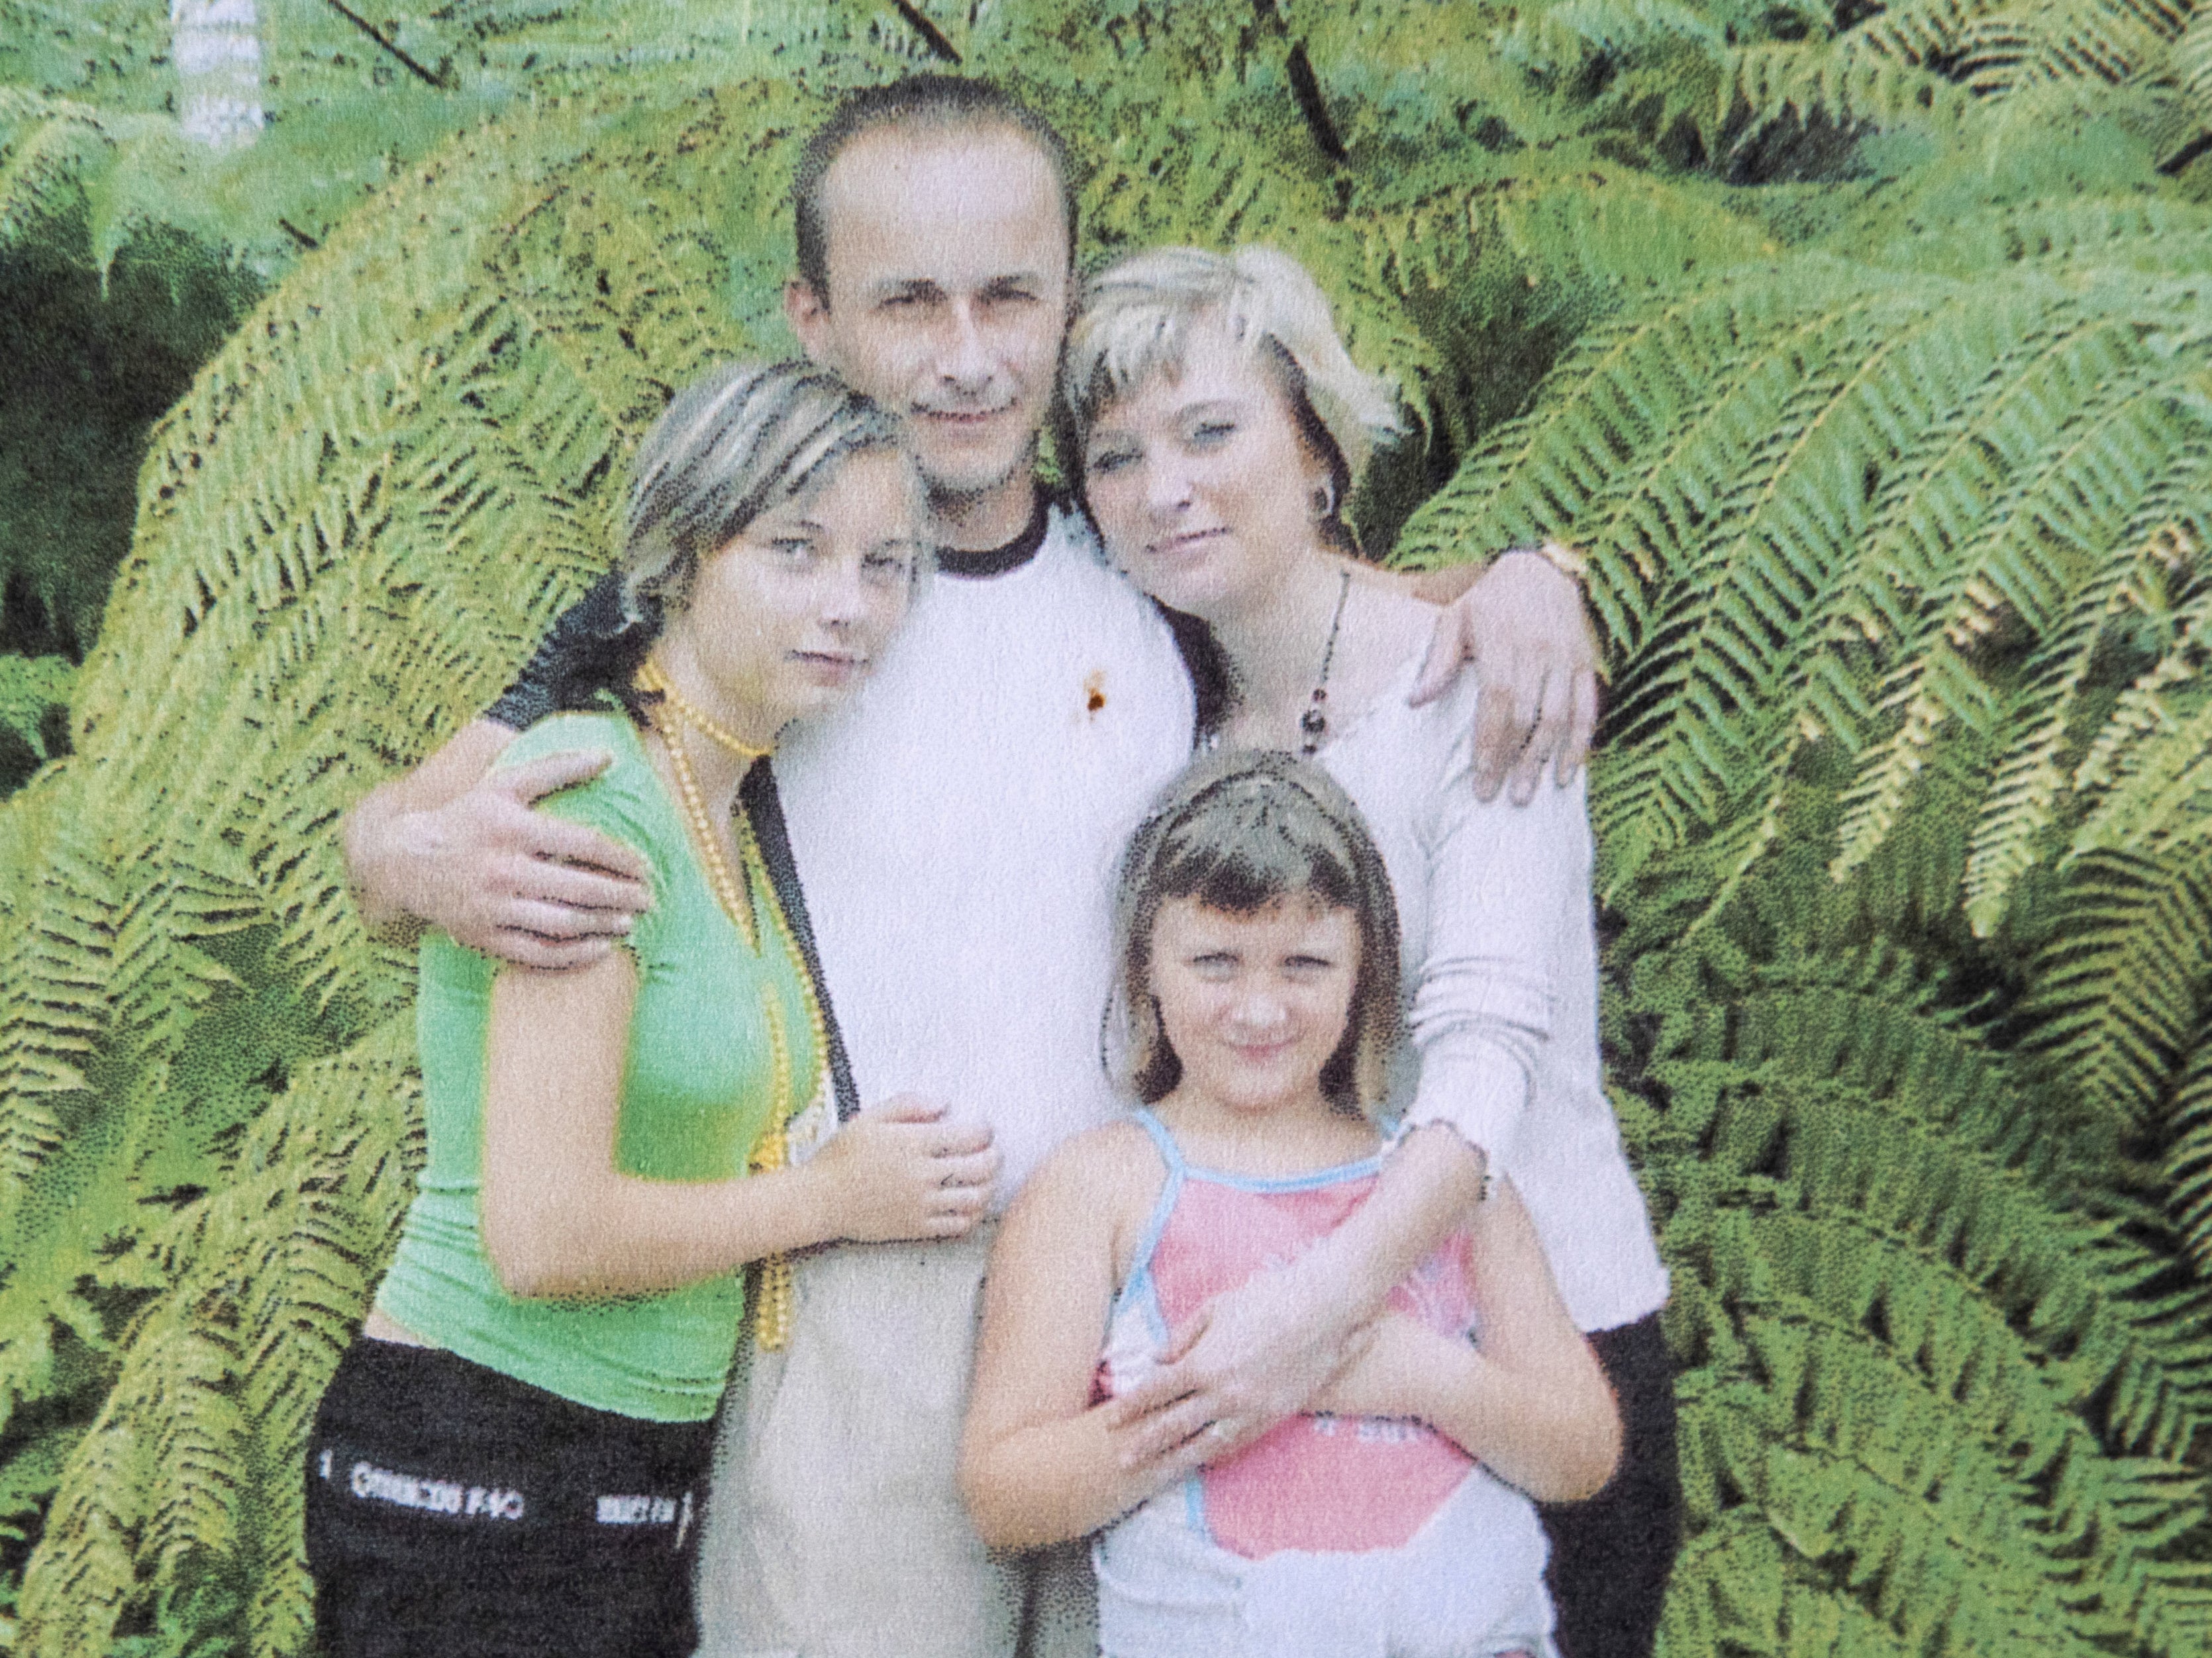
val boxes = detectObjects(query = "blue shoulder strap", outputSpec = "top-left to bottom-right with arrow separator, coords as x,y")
1130,1106 -> 1185,1173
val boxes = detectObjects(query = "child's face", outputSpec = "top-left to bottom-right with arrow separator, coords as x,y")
1148,893 -> 1360,1118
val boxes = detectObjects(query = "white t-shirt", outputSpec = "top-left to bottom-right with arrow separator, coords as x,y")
1319,658 -> 1670,1334
774,501 -> 1664,1329
774,503 -> 1196,1197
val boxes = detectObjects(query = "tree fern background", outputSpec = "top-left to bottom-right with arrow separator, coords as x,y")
3,1 -> 2212,1653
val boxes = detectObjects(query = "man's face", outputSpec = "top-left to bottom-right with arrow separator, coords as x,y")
789,123 -> 1070,507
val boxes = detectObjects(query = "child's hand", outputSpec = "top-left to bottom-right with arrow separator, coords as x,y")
809,1095 -> 999,1242
1306,1311 -> 1458,1422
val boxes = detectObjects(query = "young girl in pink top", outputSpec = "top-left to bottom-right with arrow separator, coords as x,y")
961,750 -> 1623,1658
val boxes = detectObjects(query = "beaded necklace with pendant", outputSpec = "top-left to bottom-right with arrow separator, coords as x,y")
1298,565 -> 1354,757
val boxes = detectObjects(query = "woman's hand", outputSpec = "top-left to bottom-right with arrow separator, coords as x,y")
1409,548 -> 1599,805
1101,1126 -> 1489,1462
807,1095 -> 1001,1243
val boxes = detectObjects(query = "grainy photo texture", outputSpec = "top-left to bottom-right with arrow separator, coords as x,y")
1,5 -> 2209,1657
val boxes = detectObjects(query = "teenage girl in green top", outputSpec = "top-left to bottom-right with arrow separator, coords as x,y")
305,362 -> 1001,1658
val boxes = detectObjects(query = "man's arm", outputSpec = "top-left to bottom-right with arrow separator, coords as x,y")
1409,544 -> 1601,804
342,717 -> 651,969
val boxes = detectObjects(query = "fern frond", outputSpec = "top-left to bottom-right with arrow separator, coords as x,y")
2019,846 -> 2212,1140
20,1014 -> 419,1658
2165,1016 -> 2212,1273
1721,36 -> 1970,163
1870,196 -> 2212,279
1954,0 -> 2192,97
1633,1029 -> 2212,1652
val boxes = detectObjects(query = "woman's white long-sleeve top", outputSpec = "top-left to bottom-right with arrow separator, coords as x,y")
1317,658 -> 1670,1334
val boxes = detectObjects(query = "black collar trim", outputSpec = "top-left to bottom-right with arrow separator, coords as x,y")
937,490 -> 1052,579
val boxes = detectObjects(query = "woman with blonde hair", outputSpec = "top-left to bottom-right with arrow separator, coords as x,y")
972,246 -> 1679,1657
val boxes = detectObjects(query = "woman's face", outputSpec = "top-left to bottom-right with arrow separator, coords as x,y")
1082,319 -> 1334,622
681,446 -> 923,730
1148,893 -> 1359,1119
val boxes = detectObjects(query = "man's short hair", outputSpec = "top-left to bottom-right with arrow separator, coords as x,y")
791,75 -> 1080,301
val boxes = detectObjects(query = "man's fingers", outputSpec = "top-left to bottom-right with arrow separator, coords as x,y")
1405,561 -> 1482,609
518,815 -> 652,886
1408,602 -> 1472,708
498,748 -> 615,806
1468,670 -> 1522,801
518,857 -> 654,915
1559,668 -> 1599,787
501,898 -> 636,942
487,931 -> 618,972
1509,665 -> 1571,806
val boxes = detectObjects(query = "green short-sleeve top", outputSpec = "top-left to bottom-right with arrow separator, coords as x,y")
375,709 -> 824,1422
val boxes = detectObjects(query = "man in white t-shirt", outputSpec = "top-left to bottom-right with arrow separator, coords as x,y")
342,77 -> 1672,1658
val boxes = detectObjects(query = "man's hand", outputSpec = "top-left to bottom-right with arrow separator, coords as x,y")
356,745 -> 652,969
1102,1260 -> 1371,1466
1410,546 -> 1601,805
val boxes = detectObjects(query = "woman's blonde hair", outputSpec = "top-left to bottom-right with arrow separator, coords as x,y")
1065,246 -> 1404,534
1104,749 -> 1404,1119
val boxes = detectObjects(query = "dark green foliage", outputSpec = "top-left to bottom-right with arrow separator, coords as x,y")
0,234 -> 255,656
1,3 -> 2211,1655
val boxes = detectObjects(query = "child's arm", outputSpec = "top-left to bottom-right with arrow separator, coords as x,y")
479,951 -> 997,1298
1309,1183 -> 1621,1504
960,1128 -> 1204,1551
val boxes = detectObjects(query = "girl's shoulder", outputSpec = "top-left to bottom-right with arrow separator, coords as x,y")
1027,1118 -> 1164,1198
1019,1118 -> 1174,1287
495,705 -> 647,774
1016,1120 -> 1167,1232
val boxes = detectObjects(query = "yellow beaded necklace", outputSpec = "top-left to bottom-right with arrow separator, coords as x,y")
636,658 -> 827,1351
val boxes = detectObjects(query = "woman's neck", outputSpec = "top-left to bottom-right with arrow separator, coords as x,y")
643,631 -> 778,811
1205,539 -> 1351,746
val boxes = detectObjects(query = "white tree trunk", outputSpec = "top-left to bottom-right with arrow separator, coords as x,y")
172,0 -> 264,149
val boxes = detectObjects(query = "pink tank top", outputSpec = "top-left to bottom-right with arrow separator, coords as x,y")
1099,1109 -> 1481,1559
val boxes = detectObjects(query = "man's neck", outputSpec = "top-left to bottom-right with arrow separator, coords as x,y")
928,471 -> 1043,552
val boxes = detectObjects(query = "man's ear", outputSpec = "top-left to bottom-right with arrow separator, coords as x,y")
785,277 -> 831,364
